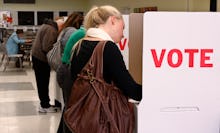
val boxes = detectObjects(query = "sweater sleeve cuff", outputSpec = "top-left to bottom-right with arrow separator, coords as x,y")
128,98 -> 140,104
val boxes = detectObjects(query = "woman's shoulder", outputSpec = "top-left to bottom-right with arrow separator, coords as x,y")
102,41 -> 123,60
81,40 -> 119,52
62,27 -> 76,38
38,24 -> 57,35
10,32 -> 16,37
64,27 -> 77,33
74,27 -> 86,36
104,41 -> 120,52
69,28 -> 85,38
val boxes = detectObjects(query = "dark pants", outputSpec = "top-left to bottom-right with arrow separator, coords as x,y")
32,56 -> 51,108
56,63 -> 74,104
57,108 -> 72,133
56,64 -> 73,133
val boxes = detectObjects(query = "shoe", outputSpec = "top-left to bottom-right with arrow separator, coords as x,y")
54,99 -> 62,110
51,105 -> 61,111
54,99 -> 62,108
38,106 -> 57,113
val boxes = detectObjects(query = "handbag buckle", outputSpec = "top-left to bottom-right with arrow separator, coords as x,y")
87,70 -> 95,83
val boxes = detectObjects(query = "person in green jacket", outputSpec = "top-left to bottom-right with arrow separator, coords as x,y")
61,26 -> 86,64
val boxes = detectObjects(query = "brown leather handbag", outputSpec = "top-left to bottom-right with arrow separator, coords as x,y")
64,41 -> 135,133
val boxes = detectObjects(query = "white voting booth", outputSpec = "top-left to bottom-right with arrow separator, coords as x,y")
138,12 -> 220,133
117,15 -> 129,69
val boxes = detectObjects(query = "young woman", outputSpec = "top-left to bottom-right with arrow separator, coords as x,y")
66,5 -> 142,132
70,5 -> 142,103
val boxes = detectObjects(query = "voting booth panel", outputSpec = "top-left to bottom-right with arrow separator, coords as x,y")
117,15 -> 129,69
129,13 -> 143,84
138,12 -> 220,133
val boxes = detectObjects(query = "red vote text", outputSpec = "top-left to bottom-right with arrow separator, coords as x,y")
150,49 -> 213,68
118,38 -> 128,51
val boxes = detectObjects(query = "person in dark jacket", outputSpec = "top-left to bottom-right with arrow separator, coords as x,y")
31,19 -> 63,113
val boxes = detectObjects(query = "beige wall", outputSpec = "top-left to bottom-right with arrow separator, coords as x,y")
0,0 -> 218,12
0,0 -> 88,11
0,0 -> 89,25
190,0 -> 210,11
88,0 -> 188,12
0,0 -> 218,25
88,0 -> 214,13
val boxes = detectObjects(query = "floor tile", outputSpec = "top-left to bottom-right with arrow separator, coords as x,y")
0,82 -> 34,91
0,70 -> 27,76
0,101 -> 39,117
0,62 -> 62,133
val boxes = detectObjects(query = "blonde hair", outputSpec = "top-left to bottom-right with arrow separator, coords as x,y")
84,5 -> 122,30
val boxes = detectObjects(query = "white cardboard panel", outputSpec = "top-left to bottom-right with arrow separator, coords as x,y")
138,12 -> 220,133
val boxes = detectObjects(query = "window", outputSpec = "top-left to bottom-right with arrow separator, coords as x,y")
3,0 -> 35,3
59,11 -> 68,17
37,11 -> 53,25
18,11 -> 34,25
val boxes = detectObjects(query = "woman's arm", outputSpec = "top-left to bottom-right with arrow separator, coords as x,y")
11,34 -> 25,44
103,41 -> 142,101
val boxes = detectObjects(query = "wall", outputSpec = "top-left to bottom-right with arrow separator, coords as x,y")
0,0 -> 219,26
190,0 -> 210,11
0,0 -> 89,11
0,0 -> 217,13
88,0 -> 188,13
0,0 -> 89,25
88,0 -> 215,13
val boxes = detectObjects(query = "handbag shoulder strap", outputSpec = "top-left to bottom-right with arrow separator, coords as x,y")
88,41 -> 106,78
69,39 -> 83,62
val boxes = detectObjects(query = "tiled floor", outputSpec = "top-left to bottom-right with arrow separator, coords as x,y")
0,61 -> 61,133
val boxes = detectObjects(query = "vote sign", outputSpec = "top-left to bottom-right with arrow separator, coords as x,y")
138,12 -> 220,133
